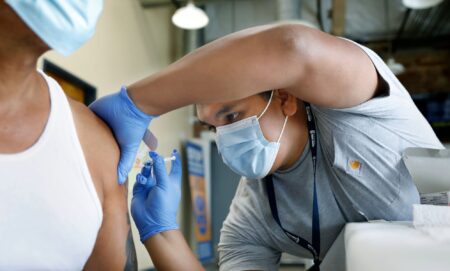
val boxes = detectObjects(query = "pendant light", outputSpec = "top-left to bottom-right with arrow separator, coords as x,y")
402,0 -> 443,9
384,0 -> 405,75
172,1 -> 209,30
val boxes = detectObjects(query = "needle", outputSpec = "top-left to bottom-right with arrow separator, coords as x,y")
144,155 -> 176,166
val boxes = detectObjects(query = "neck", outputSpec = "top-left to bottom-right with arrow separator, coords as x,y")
278,101 -> 309,170
0,41 -> 43,107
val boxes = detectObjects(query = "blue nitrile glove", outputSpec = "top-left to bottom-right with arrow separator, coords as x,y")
131,150 -> 181,242
89,87 -> 154,184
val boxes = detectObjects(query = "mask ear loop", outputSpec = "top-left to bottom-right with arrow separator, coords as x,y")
256,90 -> 289,143
257,90 -> 274,120
276,116 -> 289,143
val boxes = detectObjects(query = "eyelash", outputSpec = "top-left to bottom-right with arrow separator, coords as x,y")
225,112 -> 240,123
198,112 -> 239,133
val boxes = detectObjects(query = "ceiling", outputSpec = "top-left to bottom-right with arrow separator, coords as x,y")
140,0 -> 450,49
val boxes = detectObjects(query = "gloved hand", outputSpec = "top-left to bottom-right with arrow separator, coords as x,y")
89,87 -> 154,184
131,150 -> 182,242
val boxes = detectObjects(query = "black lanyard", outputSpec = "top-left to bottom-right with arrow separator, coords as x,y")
264,102 -> 321,269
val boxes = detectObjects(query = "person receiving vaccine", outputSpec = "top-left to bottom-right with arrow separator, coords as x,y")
0,1 -> 139,270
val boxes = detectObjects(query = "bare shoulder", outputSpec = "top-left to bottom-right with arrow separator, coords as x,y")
68,97 -> 124,205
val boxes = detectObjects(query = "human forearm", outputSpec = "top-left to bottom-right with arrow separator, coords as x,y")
131,151 -> 202,270
144,230 -> 204,271
127,24 -> 306,115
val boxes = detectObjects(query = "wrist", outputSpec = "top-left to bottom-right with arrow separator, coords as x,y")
127,85 -> 157,116
143,229 -> 180,245
140,224 -> 179,243
120,86 -> 156,121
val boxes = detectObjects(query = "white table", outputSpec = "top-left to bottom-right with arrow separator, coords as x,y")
320,221 -> 450,271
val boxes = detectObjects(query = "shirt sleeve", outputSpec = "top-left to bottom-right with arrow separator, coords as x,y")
316,39 -> 416,119
311,39 -> 443,150
218,182 -> 281,271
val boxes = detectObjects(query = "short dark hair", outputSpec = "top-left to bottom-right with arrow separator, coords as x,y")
259,90 -> 273,101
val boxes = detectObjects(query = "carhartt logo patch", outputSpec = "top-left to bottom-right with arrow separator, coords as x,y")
347,159 -> 362,176
349,160 -> 361,170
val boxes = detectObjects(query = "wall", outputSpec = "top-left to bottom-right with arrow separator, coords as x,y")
373,47 -> 450,144
395,49 -> 450,94
40,0 -> 191,269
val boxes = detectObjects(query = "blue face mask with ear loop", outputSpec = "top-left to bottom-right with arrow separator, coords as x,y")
5,0 -> 103,56
215,91 -> 289,179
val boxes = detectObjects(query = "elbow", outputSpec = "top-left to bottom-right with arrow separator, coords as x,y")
268,24 -> 312,81
272,24 -> 310,57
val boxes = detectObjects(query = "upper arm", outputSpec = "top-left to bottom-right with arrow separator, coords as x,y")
288,27 -> 379,108
69,99 -> 137,271
83,180 -> 137,271
129,24 -> 378,115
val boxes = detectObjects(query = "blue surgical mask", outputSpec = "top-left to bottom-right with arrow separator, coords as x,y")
6,0 -> 103,56
216,91 -> 288,179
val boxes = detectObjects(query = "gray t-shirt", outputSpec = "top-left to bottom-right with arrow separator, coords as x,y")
218,41 -> 444,271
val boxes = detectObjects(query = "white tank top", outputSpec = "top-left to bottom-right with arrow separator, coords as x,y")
0,71 -> 103,270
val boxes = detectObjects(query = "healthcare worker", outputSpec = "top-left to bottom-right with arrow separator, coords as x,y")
92,23 -> 445,270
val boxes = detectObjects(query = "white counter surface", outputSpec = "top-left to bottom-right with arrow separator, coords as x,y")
321,221 -> 450,271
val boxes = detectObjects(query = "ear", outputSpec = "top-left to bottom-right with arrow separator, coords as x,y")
276,90 -> 298,117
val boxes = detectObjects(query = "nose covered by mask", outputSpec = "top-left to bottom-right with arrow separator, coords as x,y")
216,91 -> 289,179
5,0 -> 103,56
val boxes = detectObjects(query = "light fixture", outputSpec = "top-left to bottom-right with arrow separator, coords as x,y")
402,0 -> 443,9
386,57 -> 405,75
172,1 -> 209,30
384,0 -> 405,75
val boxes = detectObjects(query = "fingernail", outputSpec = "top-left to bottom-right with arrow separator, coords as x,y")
172,149 -> 178,154
149,151 -> 157,158
137,174 -> 147,185
119,176 -> 125,185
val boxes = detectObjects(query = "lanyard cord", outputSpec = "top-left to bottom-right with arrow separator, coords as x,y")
264,102 -> 321,269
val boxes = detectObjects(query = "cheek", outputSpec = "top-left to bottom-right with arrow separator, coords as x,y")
259,115 -> 283,142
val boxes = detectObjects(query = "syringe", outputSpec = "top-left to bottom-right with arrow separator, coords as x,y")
141,155 -> 176,178
143,155 -> 176,166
